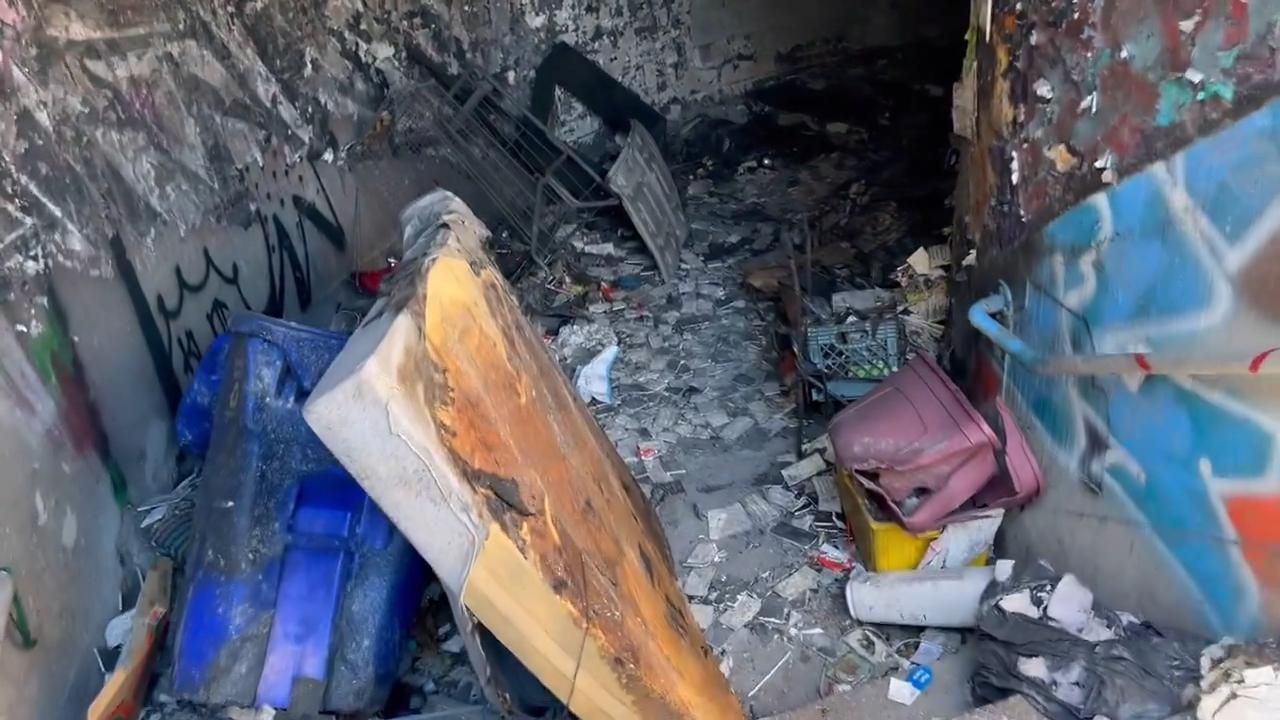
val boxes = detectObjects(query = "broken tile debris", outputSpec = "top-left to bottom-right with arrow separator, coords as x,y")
812,474 -> 841,512
690,603 -> 717,630
707,502 -> 754,541
684,541 -> 722,568
781,454 -> 827,486
770,522 -> 820,550
682,566 -> 716,597
718,593 -> 763,630
773,566 -> 821,601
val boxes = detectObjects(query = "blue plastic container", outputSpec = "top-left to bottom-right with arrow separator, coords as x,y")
171,313 -> 426,713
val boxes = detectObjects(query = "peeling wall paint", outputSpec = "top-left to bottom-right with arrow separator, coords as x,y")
957,0 -> 1280,248
0,0 -> 948,281
1,0 -> 950,500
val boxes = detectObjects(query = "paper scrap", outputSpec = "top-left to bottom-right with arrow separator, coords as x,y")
720,416 -> 755,441
708,502 -> 753,540
781,454 -> 827,486
718,593 -> 762,630
812,474 -> 841,513
690,603 -> 716,630
684,541 -> 721,568
741,492 -> 783,526
917,510 -> 1003,570
764,485 -> 798,508
888,677 -> 920,706
773,566 -> 820,600
682,566 -> 715,597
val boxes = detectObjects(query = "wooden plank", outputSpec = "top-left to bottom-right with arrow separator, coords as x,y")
87,558 -> 172,720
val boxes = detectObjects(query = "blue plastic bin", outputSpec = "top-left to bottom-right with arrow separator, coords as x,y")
171,313 -> 426,713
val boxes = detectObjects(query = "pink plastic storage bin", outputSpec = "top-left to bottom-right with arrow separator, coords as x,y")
827,354 -> 1041,532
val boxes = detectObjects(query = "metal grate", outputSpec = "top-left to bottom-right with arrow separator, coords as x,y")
389,74 -> 619,267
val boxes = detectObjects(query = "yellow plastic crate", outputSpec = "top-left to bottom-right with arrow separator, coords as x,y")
835,469 -> 988,571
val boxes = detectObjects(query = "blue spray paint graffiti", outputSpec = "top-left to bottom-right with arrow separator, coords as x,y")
1006,98 -> 1280,636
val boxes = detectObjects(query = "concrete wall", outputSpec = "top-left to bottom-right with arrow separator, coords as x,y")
0,297 -> 123,720
956,0 -> 1280,637
1,0 -> 956,494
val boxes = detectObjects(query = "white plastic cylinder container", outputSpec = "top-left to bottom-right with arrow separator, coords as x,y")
845,560 -> 1014,628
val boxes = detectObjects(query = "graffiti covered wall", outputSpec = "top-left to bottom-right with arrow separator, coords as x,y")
980,97 -> 1280,638
953,0 -> 1280,638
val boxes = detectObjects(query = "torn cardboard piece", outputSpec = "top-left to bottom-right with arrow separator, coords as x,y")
304,191 -> 742,720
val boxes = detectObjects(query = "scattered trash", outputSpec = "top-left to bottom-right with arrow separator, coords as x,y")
682,566 -> 716,598
133,42 -> 982,719
104,609 -> 136,650
573,344 -> 620,404
684,541 -> 722,568
831,288 -> 896,314
135,469 -> 200,564
811,474 -> 841,512
971,561 -> 1203,720
904,244 -> 950,276
824,652 -> 880,696
1,567 -> 37,650
757,596 -> 789,626
813,542 -> 856,573
920,628 -> 963,655
747,650 -> 793,698
644,458 -> 675,484
740,492 -> 783,526
718,593 -> 763,630
836,468 -> 993,571
719,416 -> 755,441
763,485 -> 799,509
907,639 -> 945,667
707,501 -> 755,541
689,604 -> 717,630
770,522 -> 820,549
887,665 -> 934,706
773,566 -> 820,601
1198,639 -> 1280,720
781,454 -> 827,486
917,510 -> 1004,570
840,627 -> 902,673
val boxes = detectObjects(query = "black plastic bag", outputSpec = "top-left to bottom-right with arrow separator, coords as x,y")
970,562 -> 1203,720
